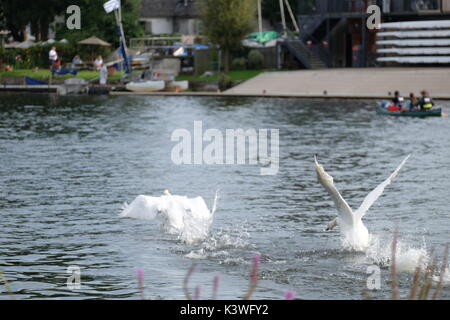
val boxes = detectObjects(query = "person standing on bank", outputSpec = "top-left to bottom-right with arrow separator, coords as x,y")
49,46 -> 58,67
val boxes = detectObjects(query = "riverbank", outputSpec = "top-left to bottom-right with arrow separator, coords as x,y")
226,68 -> 450,99
1,68 -> 450,99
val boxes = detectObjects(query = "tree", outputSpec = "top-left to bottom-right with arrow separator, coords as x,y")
55,0 -> 143,47
0,0 -> 143,44
199,0 -> 256,73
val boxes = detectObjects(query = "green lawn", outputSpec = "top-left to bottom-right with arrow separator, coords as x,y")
0,69 -> 124,81
1,69 -> 264,83
176,70 -> 265,82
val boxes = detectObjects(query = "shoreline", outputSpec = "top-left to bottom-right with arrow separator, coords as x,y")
1,67 -> 450,100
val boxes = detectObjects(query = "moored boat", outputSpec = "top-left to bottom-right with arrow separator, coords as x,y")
377,101 -> 442,117
165,80 -> 189,92
125,81 -> 165,92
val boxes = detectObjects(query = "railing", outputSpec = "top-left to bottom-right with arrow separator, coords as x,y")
299,0 -> 443,15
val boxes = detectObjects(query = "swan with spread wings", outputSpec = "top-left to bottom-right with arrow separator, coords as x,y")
120,190 -> 218,243
315,155 -> 410,251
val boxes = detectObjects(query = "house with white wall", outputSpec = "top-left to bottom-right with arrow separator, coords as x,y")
139,0 -> 200,35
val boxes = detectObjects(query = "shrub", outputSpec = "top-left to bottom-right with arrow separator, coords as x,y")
247,49 -> 264,69
218,74 -> 233,91
231,57 -> 247,70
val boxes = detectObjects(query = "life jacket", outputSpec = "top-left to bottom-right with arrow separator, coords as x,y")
387,105 -> 401,112
423,98 -> 433,109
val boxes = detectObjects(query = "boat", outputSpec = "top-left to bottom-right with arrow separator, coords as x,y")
125,80 -> 165,92
377,101 -> 442,117
165,80 -> 189,92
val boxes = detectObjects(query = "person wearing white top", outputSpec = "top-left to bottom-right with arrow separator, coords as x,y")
94,56 -> 103,71
49,47 -> 58,66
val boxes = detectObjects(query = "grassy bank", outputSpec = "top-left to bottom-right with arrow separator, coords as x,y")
176,70 -> 265,82
0,69 -> 124,81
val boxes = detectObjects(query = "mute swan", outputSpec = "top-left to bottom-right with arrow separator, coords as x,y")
315,155 -> 410,251
120,190 -> 218,243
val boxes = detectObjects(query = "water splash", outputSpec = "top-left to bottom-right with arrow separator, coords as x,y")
366,235 -> 429,273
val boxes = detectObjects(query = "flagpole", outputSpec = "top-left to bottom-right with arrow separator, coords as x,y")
257,0 -> 263,34
105,0 -> 131,74
279,0 -> 287,37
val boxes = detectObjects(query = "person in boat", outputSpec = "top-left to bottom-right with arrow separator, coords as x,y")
418,90 -> 435,111
406,93 -> 418,111
388,91 -> 404,111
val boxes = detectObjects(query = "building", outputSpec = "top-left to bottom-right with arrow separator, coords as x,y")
296,0 -> 450,67
139,0 -> 200,35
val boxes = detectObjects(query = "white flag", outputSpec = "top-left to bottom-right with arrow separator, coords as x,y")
103,0 -> 120,13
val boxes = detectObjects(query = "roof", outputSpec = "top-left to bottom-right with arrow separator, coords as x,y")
174,0 -> 199,18
140,0 -> 199,18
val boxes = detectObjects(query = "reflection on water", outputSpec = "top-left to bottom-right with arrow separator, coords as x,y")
0,93 -> 449,299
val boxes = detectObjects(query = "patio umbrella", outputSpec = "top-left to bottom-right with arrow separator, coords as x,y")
78,36 -> 111,62
78,36 -> 111,46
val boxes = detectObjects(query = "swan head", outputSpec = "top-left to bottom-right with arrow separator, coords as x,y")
163,189 -> 171,196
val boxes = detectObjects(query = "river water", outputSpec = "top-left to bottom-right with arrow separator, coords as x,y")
0,93 -> 449,300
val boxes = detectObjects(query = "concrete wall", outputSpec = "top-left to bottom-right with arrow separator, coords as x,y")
175,18 -> 200,35
140,18 -> 174,34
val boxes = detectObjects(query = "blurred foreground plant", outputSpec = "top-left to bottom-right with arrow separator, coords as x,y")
365,230 -> 449,300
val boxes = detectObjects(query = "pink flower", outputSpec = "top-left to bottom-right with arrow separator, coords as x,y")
194,285 -> 202,300
251,254 -> 261,284
284,290 -> 296,300
136,268 -> 144,283
135,268 -> 145,299
212,274 -> 220,300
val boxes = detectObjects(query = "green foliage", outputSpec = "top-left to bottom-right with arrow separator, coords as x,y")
1,0 -> 68,41
56,0 -> 144,47
231,57 -> 247,71
0,43 -> 110,69
199,0 -> 256,72
218,73 -> 233,91
247,50 -> 264,69
1,0 -> 144,44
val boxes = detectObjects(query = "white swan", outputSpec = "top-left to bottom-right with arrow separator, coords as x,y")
120,190 -> 218,243
315,155 -> 410,251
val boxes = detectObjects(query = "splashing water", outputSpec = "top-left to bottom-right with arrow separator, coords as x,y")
433,267 -> 450,286
120,191 -> 218,245
366,235 -> 429,273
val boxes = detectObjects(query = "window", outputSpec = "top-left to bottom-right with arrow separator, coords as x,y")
145,21 -> 153,34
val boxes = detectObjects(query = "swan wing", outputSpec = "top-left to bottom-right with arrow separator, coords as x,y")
119,195 -> 162,220
355,154 -> 410,219
177,196 -> 211,219
315,156 -> 355,226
